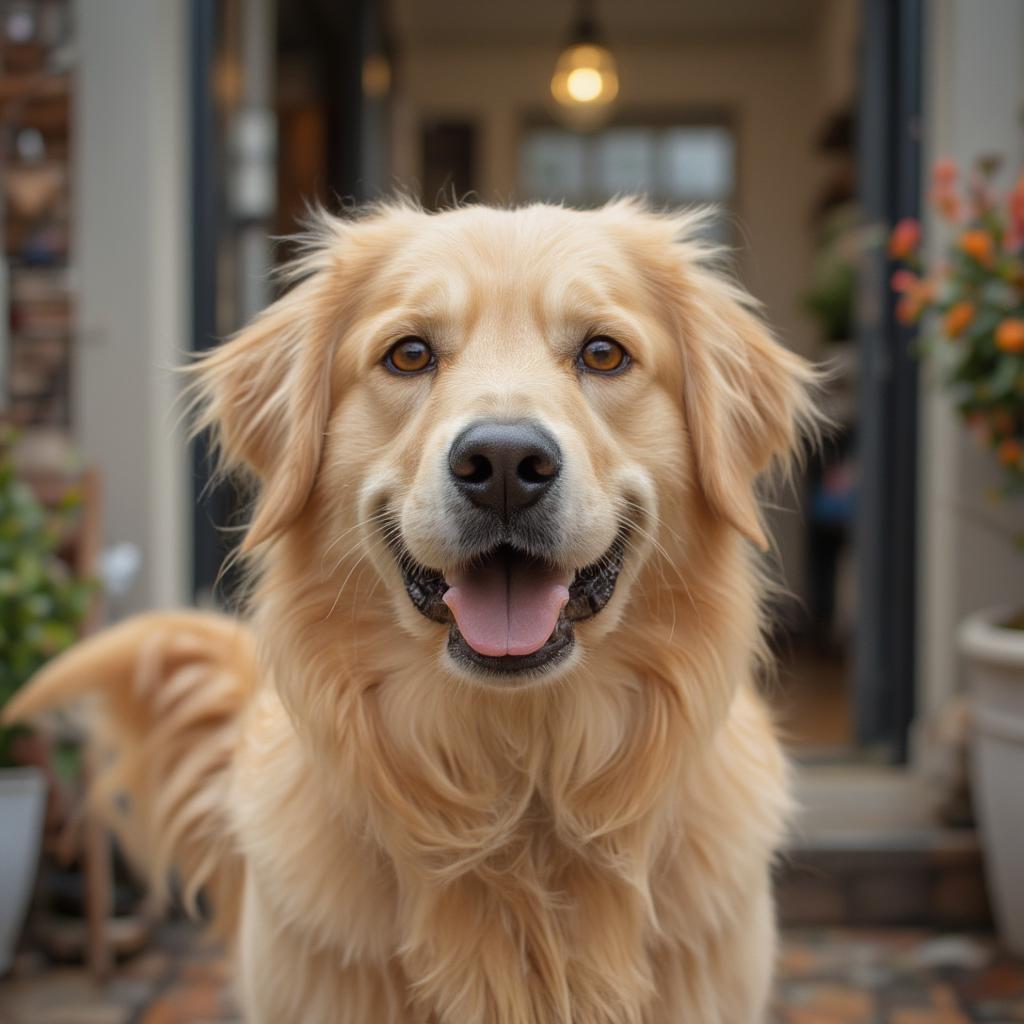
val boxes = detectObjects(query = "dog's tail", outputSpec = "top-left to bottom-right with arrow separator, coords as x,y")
3,610 -> 254,940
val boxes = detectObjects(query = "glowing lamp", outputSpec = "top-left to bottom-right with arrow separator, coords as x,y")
550,2 -> 619,127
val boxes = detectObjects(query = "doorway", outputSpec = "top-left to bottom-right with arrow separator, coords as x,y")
188,0 -> 925,762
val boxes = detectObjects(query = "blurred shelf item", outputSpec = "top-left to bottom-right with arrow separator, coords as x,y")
818,341 -> 859,427
811,104 -> 857,222
0,0 -> 74,428
816,107 -> 854,154
0,70 -> 67,105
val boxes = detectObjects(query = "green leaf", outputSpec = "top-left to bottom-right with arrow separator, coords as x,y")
988,356 -> 1024,398
0,435 -> 94,767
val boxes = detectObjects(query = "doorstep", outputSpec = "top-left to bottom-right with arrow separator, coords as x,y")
778,764 -> 992,928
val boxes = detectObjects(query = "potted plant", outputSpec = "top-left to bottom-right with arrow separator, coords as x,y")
890,157 -> 1024,954
0,432 -> 93,973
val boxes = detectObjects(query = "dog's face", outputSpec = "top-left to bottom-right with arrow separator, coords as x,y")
195,202 -> 813,687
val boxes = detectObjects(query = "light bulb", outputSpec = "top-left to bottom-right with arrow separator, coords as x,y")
566,67 -> 603,103
551,41 -> 619,126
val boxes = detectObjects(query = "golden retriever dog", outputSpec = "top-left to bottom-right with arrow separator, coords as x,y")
6,199 -> 817,1023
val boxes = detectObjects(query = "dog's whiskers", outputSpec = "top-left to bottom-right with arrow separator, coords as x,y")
617,502 -> 696,638
320,509 -> 393,576
323,516 -> 410,623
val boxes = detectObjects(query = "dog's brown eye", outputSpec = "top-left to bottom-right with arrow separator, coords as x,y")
578,336 -> 629,374
385,337 -> 435,375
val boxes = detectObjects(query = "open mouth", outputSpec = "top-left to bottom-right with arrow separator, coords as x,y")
396,531 -> 627,679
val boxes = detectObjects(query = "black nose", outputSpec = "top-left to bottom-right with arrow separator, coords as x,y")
449,420 -> 561,515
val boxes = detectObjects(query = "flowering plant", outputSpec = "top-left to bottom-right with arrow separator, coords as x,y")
889,157 -> 1024,494
0,430 -> 94,766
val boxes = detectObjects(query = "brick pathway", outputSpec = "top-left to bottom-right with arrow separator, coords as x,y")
0,926 -> 1021,1023
775,930 -> 1024,1023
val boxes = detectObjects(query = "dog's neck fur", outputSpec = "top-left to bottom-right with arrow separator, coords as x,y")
236,524 -> 778,1022
250,523 -> 762,874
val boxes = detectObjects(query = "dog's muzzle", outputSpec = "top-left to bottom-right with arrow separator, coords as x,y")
386,418 -> 628,681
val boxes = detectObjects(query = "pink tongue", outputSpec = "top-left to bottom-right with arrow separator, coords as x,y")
442,558 -> 570,658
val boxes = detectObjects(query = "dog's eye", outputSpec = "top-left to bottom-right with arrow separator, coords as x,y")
385,337 -> 435,375
578,336 -> 629,375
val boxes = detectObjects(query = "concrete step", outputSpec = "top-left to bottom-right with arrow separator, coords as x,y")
778,765 -> 992,927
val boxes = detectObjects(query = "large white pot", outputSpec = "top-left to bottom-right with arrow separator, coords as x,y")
0,766 -> 46,974
960,608 -> 1024,955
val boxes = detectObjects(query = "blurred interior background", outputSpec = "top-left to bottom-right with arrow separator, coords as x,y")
5,0 -> 1017,760
1,1 -> 1024,1020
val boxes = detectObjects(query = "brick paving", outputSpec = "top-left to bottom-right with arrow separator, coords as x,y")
0,926 -> 1022,1023
774,930 -> 1024,1023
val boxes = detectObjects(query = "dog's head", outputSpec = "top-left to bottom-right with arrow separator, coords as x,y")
193,201 -> 815,687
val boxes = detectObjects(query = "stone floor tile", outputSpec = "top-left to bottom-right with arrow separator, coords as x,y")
2,925 -> 1022,1022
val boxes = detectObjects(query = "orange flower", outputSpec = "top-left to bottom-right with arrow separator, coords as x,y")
896,295 -> 922,325
997,438 -> 1022,467
890,269 -> 920,293
960,229 -> 995,266
995,317 -> 1024,352
933,158 -> 958,187
889,218 -> 921,259
931,189 -> 962,222
893,275 -> 935,324
1011,173 -> 1024,238
944,301 -> 975,338
929,159 -> 962,222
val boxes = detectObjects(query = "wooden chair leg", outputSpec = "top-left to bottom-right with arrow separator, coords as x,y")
82,752 -> 112,980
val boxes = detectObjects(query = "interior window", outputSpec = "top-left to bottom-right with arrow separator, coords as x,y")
519,122 -> 735,237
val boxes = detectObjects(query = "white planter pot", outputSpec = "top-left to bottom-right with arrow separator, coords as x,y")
959,608 -> 1024,955
0,766 -> 46,975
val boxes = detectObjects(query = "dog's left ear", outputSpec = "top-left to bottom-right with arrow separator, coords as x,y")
603,200 -> 819,550
189,272 -> 336,552
674,258 -> 819,551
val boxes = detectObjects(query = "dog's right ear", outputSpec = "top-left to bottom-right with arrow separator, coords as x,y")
189,272 -> 336,553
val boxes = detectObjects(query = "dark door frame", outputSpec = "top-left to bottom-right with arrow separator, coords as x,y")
854,0 -> 924,760
189,0 -> 379,601
189,0 -> 234,605
191,0 -> 925,760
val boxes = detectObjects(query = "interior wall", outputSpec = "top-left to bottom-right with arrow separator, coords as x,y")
392,32 -> 836,602
814,0 -> 860,120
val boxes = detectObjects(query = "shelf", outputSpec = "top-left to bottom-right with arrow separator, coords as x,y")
0,71 -> 69,105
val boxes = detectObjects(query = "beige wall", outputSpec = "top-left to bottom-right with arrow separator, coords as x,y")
392,31 -> 841,599
395,38 -> 825,357
74,0 -> 189,612
814,0 -> 860,121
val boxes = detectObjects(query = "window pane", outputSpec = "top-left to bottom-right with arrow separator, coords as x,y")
520,130 -> 587,203
518,122 -> 736,219
595,128 -> 655,197
659,127 -> 734,202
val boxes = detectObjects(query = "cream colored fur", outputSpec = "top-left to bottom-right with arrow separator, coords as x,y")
6,200 -> 818,1023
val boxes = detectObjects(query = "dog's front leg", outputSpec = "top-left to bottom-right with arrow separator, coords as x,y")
235,872 -> 419,1024
647,872 -> 777,1024
397,878 -> 579,1024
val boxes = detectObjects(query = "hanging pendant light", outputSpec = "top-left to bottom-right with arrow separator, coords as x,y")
550,0 -> 619,128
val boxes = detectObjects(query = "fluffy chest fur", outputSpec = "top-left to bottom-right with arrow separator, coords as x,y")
228,643 -> 789,1024
8,201 -> 816,1024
